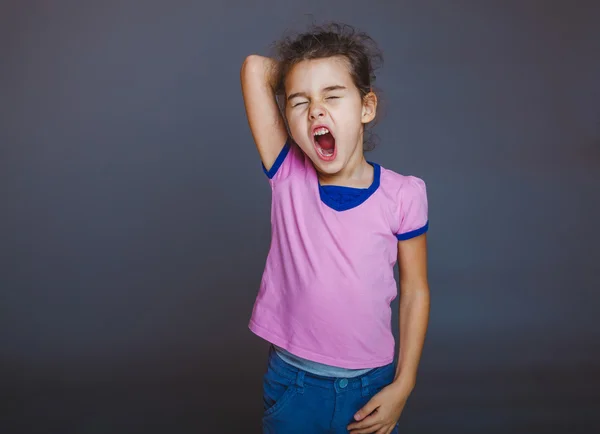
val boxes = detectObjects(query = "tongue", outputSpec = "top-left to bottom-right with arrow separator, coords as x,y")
318,133 -> 335,151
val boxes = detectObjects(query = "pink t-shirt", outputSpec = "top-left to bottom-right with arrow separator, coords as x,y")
249,140 -> 428,369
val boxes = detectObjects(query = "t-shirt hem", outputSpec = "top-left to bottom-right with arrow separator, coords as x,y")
396,220 -> 429,241
248,320 -> 394,369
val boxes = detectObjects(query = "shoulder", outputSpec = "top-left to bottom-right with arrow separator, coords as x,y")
376,164 -> 429,238
378,165 -> 427,201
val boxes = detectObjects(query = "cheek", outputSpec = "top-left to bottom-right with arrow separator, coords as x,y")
287,114 -> 306,135
286,116 -> 313,150
337,98 -> 364,121
338,108 -> 364,134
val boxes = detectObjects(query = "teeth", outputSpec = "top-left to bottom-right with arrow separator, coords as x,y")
313,127 -> 330,136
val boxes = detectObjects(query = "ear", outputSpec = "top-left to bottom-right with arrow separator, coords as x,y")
361,91 -> 378,124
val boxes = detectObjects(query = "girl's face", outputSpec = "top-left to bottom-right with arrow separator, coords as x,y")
284,56 -> 377,176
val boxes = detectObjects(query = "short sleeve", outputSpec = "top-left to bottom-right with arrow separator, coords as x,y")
395,176 -> 429,241
261,137 -> 304,183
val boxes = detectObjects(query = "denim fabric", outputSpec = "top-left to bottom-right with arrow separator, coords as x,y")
262,347 -> 400,433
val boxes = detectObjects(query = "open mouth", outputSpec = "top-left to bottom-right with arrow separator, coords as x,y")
312,126 -> 336,161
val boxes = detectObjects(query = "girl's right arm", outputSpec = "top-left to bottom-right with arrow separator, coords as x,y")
240,55 -> 289,172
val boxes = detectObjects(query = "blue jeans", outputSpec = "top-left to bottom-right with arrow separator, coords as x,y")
262,347 -> 400,433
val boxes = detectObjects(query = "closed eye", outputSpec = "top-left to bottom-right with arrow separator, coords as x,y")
292,101 -> 308,107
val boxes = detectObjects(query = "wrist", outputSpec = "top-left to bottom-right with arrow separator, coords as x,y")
392,372 -> 416,394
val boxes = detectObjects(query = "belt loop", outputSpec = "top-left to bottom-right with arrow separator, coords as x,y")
361,376 -> 369,397
296,370 -> 305,394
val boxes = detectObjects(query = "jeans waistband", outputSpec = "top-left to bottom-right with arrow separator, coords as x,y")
267,346 -> 396,395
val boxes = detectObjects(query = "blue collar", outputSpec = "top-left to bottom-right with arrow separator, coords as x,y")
318,162 -> 381,211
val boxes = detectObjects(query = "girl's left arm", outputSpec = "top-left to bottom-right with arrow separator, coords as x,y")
348,233 -> 430,433
393,232 -> 430,390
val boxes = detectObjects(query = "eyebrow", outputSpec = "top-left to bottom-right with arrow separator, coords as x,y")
287,85 -> 347,101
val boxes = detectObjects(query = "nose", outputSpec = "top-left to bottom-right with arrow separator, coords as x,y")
309,103 -> 325,120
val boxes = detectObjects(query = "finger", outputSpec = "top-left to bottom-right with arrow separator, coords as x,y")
350,422 -> 383,434
353,398 -> 380,421
371,425 -> 392,434
347,413 -> 381,432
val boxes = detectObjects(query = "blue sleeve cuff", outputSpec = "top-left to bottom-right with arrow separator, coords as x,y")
396,221 -> 429,241
262,140 -> 291,179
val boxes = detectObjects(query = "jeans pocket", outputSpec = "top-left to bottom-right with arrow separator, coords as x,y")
367,364 -> 396,397
262,367 -> 298,417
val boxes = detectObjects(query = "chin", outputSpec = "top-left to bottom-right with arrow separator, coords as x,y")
310,154 -> 345,175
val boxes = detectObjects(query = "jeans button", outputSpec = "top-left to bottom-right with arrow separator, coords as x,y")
339,378 -> 348,388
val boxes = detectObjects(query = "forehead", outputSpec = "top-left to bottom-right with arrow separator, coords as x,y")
285,56 -> 353,93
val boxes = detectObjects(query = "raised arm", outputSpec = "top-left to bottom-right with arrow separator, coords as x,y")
240,55 -> 289,171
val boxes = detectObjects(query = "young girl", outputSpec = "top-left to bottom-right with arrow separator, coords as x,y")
241,23 -> 430,434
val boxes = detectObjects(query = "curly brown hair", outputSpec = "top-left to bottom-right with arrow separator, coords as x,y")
272,22 -> 384,150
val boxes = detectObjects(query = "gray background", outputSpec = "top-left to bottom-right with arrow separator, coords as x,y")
1,0 -> 599,433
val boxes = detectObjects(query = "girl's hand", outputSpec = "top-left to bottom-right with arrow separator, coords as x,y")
346,381 -> 412,433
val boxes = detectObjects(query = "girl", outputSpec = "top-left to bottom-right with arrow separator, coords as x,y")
241,23 -> 430,434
